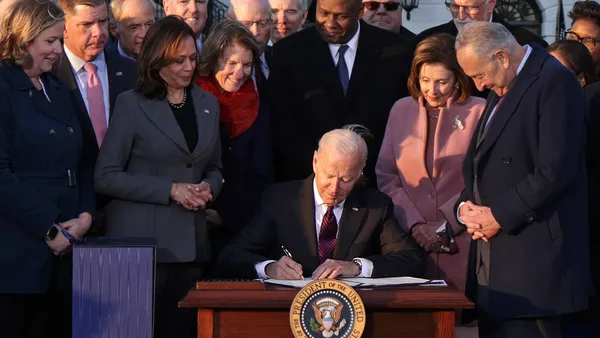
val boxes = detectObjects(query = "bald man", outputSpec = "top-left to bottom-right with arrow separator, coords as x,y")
109,0 -> 155,60
228,0 -> 273,92
217,126 -> 424,280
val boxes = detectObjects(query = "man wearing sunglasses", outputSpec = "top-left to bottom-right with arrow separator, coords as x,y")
361,0 -> 414,40
411,0 -> 547,98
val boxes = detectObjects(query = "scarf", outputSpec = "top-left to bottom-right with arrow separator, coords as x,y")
195,75 -> 259,139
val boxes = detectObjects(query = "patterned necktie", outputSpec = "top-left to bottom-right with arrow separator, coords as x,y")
337,45 -> 350,95
84,62 -> 107,147
318,206 -> 338,264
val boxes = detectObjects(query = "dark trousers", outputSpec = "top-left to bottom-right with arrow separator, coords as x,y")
0,256 -> 72,338
479,316 -> 563,338
154,263 -> 203,338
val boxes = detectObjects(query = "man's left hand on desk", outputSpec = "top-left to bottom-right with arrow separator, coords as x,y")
312,259 -> 360,279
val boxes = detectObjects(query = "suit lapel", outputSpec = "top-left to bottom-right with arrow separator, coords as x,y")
190,86 -> 213,158
56,57 -> 97,148
311,29 -> 346,106
139,95 -> 190,154
296,177 -> 318,262
477,46 -> 544,157
104,48 -> 127,118
333,187 -> 367,260
346,23 -> 377,99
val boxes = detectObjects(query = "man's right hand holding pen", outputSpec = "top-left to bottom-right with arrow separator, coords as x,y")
264,245 -> 304,280
265,255 -> 304,280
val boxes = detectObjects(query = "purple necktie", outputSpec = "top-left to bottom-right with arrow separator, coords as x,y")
318,206 -> 338,264
84,62 -> 107,147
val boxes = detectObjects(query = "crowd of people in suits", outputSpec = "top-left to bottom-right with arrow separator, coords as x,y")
0,0 -> 600,337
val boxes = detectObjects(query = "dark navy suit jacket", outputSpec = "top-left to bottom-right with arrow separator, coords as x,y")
0,61 -> 95,293
456,44 -> 593,319
215,99 -> 274,235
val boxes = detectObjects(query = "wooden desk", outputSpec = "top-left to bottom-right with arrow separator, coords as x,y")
180,282 -> 473,338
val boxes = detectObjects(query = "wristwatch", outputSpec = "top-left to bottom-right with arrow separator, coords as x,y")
352,258 -> 363,274
45,224 -> 59,241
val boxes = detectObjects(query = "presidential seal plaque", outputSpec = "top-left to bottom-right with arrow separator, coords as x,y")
290,279 -> 366,338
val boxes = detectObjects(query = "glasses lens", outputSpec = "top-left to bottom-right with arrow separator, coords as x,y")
365,2 -> 381,10
383,3 -> 401,10
565,32 -> 579,41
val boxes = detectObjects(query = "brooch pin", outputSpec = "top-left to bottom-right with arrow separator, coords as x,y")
453,115 -> 465,130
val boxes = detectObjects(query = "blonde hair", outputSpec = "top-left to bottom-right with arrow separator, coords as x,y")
0,0 -> 64,65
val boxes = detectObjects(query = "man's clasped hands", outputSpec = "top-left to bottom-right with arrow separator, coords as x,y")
459,200 -> 502,242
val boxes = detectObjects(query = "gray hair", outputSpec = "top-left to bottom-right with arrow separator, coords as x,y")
455,21 -> 518,59
109,0 -> 153,24
294,0 -> 307,11
317,125 -> 370,166
228,0 -> 272,19
198,20 -> 261,76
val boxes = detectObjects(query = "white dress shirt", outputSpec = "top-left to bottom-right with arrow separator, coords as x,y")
328,21 -> 361,79
255,179 -> 374,279
116,41 -> 136,61
457,44 -> 533,223
64,45 -> 110,126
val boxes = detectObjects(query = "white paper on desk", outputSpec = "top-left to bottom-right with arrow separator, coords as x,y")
339,277 -> 447,287
263,278 -> 361,288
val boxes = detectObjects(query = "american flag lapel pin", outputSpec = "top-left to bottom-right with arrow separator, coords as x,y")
116,71 -> 123,76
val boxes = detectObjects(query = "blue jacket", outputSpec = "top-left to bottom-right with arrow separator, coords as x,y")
0,61 -> 95,293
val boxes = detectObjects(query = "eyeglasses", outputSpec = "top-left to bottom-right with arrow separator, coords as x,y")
239,19 -> 272,29
444,0 -> 489,15
363,1 -> 401,11
566,31 -> 599,50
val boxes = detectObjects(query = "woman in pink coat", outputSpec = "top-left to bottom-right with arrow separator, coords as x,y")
376,33 -> 485,294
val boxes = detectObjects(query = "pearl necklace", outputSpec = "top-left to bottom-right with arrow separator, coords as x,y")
167,89 -> 187,109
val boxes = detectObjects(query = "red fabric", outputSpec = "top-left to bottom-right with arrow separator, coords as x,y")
195,75 -> 259,138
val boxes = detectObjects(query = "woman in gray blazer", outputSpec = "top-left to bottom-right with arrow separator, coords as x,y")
94,16 -> 222,338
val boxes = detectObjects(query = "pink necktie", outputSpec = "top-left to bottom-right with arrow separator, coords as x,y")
84,62 -> 107,147
318,206 -> 338,264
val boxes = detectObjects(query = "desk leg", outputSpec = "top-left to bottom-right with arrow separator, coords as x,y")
434,311 -> 455,338
198,309 -> 214,338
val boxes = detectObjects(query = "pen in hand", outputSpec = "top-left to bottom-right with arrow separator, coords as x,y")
281,245 -> 304,280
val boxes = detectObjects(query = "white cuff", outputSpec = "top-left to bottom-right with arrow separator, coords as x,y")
457,202 -> 466,225
255,260 -> 277,279
354,258 -> 374,277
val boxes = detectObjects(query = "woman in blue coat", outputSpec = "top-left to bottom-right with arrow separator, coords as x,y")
0,1 -> 95,337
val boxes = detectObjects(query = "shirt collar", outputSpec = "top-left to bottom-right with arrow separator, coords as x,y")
516,45 -> 532,75
313,178 -> 346,210
117,41 -> 136,61
64,44 -> 107,73
329,21 -> 361,55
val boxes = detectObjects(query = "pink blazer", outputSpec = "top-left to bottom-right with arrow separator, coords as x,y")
376,95 -> 485,290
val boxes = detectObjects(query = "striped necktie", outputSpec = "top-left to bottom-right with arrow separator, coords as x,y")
318,206 -> 337,264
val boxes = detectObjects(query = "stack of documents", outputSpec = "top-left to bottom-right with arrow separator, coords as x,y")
262,277 -> 446,288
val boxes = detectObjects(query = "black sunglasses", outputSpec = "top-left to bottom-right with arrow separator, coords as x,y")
364,1 -> 401,11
